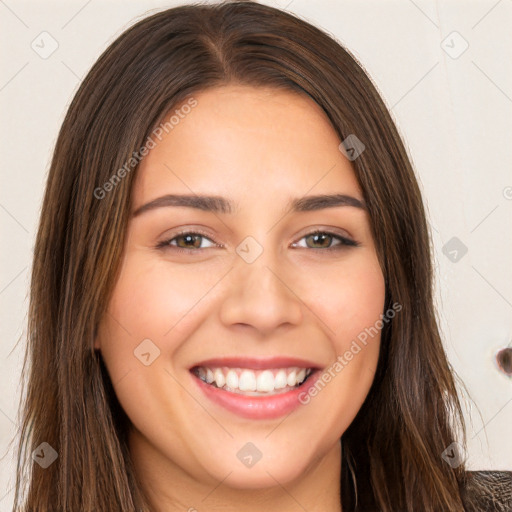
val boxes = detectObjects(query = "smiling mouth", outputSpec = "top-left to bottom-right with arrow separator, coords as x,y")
190,366 -> 315,396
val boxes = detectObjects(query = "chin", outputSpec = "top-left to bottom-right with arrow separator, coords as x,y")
210,464 -> 304,490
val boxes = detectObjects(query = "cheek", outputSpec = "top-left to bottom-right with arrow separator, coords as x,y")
97,253 -> 233,395
106,256 -> 214,339
300,254 -> 385,400
95,257 -> 212,436
299,254 -> 386,343
295,259 -> 385,435
96,258 -> 188,382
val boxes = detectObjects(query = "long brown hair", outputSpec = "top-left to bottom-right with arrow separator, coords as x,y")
13,1 -> 474,510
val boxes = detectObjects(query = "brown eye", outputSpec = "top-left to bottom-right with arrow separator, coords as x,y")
175,233 -> 203,249
294,231 -> 359,251
305,232 -> 334,249
156,231 -> 218,252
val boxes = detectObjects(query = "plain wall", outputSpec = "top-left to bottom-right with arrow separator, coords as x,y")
1,0 -> 511,507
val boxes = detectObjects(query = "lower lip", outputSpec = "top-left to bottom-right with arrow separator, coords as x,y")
191,370 -> 321,419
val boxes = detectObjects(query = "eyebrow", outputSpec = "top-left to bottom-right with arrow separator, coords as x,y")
131,193 -> 367,217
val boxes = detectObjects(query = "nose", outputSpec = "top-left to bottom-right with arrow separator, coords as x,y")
218,249 -> 303,336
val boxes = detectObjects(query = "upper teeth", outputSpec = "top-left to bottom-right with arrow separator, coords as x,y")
194,367 -> 312,393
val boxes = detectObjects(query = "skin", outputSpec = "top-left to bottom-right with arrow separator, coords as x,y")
95,85 -> 386,512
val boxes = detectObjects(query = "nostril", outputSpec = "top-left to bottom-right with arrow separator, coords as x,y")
495,347 -> 512,377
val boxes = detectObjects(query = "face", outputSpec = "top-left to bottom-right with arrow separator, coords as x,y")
95,85 -> 385,494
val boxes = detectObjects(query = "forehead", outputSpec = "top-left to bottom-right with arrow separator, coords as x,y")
133,85 -> 362,205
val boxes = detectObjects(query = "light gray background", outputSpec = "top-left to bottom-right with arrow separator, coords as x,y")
1,0 -> 511,507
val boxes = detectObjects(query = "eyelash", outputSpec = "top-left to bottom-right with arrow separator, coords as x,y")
155,229 -> 360,254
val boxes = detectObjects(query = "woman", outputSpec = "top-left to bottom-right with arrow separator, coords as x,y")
13,1 -> 511,511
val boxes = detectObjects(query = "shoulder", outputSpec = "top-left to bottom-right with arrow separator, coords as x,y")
460,471 -> 512,512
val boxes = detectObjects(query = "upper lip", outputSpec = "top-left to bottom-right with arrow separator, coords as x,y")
189,356 -> 323,370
